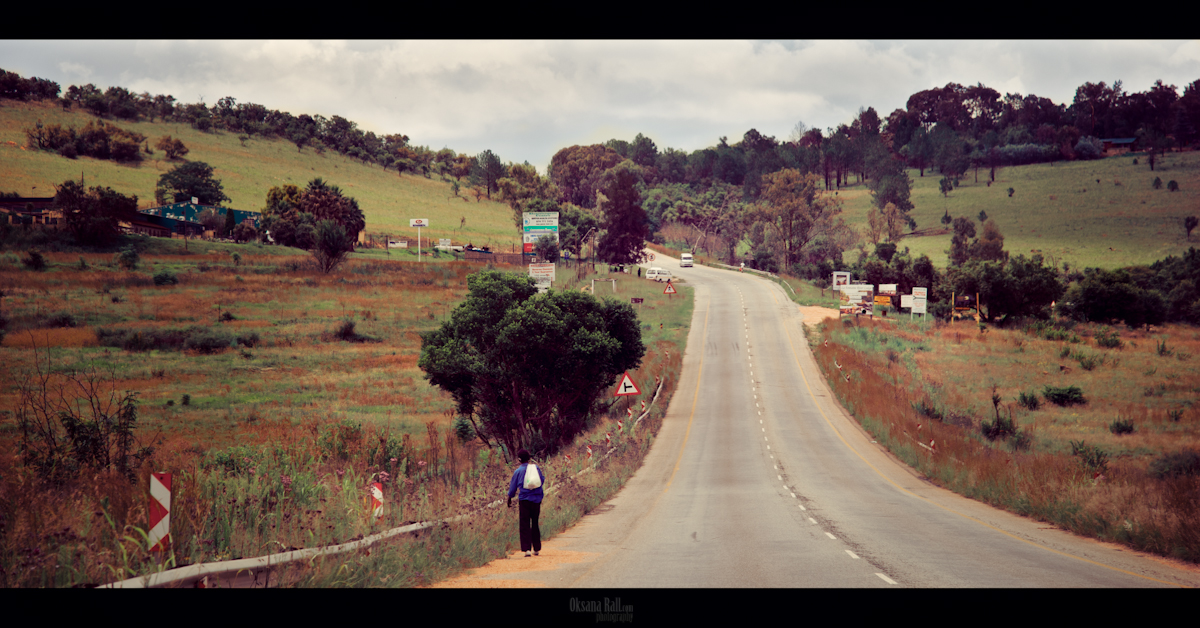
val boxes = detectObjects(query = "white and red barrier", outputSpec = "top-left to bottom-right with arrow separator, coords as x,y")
148,473 -> 171,552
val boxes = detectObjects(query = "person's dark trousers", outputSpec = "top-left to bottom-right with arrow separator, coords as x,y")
519,499 -> 542,552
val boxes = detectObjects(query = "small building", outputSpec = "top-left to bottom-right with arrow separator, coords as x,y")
1100,138 -> 1138,154
140,202 -> 261,237
119,218 -> 171,238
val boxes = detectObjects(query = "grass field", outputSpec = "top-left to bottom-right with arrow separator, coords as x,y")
0,100 -> 522,249
0,248 -> 693,587
812,314 -> 1200,562
835,151 -> 1200,271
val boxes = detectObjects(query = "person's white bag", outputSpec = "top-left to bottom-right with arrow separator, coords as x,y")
523,463 -> 542,489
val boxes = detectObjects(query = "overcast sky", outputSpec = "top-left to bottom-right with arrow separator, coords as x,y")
3,40 -> 1198,173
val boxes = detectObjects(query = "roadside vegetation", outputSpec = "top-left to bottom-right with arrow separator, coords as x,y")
811,314 -> 1200,562
0,247 -> 692,587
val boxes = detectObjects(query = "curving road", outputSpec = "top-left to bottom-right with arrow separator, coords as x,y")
471,252 -> 1200,588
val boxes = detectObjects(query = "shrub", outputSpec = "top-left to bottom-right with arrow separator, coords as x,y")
335,319 -> 357,341
911,398 -> 943,421
219,311 -> 235,322
1094,326 -> 1123,349
453,416 -> 476,443
1109,416 -> 1135,435
152,269 -> 178,286
114,246 -> 139,270
1043,385 -> 1085,406
981,414 -> 1018,440
1076,351 -> 1103,371
1017,390 -> 1040,410
1007,187 -> 1015,198
15,357 -> 155,482
181,393 -> 191,406
1157,338 -> 1173,357
183,328 -> 234,354
46,311 -> 79,328
1167,180 -> 1179,192
236,332 -> 260,348
22,250 -> 46,271
1070,440 -> 1109,476
1153,177 -> 1163,189
1148,449 -> 1200,479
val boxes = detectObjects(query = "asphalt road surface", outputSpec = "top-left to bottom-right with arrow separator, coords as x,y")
461,252 -> 1200,588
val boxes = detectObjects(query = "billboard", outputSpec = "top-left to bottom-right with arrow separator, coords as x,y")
409,218 -> 429,228
839,284 -> 875,315
522,212 -> 559,253
832,272 -> 851,291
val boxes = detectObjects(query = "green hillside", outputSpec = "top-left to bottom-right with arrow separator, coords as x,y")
0,100 -> 523,251
836,151 -> 1200,270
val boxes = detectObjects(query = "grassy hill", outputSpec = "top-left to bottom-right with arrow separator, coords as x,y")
4,98 -> 1199,270
836,150 -> 1200,270
0,100 -> 524,252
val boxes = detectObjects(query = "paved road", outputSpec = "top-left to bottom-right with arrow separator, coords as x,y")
477,253 -> 1200,588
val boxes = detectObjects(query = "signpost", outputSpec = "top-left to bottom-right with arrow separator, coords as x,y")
529,262 -> 555,292
522,211 -> 559,253
831,271 -> 851,291
911,287 -> 928,320
410,219 -> 428,260
614,371 -> 641,396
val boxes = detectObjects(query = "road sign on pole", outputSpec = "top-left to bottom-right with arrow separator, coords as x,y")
410,219 -> 428,261
663,282 -> 677,295
614,371 -> 641,396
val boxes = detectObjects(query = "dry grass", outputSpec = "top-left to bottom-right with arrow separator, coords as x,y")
813,315 -> 1200,562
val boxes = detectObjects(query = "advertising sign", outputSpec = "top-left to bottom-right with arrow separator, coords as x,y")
901,294 -> 914,308
839,284 -> 874,315
388,240 -> 408,249
439,238 -> 451,247
832,271 -> 851,291
409,219 -> 429,228
912,297 -> 928,314
529,263 -> 556,284
879,284 -> 898,296
912,287 -> 928,299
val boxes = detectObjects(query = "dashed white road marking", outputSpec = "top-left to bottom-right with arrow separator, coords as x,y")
845,550 -> 859,560
825,532 -> 836,540
876,573 -> 898,585
808,517 -> 817,524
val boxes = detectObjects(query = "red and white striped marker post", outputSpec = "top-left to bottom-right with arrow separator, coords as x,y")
605,432 -> 611,446
617,419 -> 624,433
148,473 -> 171,552
369,482 -> 384,520
587,445 -> 593,460
627,407 -> 633,420
641,400 -> 646,413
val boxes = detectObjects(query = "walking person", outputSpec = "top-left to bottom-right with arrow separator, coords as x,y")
507,449 -> 546,557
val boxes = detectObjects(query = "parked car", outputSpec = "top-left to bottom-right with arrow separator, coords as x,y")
646,267 -> 672,282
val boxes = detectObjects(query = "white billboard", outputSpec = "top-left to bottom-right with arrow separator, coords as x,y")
409,218 -> 429,228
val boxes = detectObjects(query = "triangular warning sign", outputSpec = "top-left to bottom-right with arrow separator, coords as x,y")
663,282 -> 677,295
614,371 -> 641,396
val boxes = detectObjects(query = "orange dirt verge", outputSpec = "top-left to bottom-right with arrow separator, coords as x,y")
797,305 -> 839,327
423,541 -> 599,588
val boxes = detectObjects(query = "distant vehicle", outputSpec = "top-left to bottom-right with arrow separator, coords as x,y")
679,253 -> 693,267
647,267 -> 672,282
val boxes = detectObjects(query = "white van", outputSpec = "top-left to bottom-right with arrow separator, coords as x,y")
679,253 -> 693,267
646,267 -> 672,282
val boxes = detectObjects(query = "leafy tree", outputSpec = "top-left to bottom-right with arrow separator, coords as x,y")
297,178 -> 365,240
548,144 -> 625,208
497,163 -> 560,229
596,167 -> 650,265
419,270 -> 645,456
312,219 -> 353,273
968,219 -> 1007,262
156,161 -> 230,206
758,169 -> 847,268
939,176 -> 953,197
223,207 -> 236,236
155,135 -> 188,160
196,208 -> 224,234
54,180 -> 138,246
946,254 -> 1062,321
533,234 -> 560,263
948,216 -> 976,266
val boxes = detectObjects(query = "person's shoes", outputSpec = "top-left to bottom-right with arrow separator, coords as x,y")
534,551 -> 539,556
525,551 -> 531,557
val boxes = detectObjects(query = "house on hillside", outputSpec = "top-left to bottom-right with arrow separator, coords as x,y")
1100,138 -> 1138,154
0,197 -> 59,226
